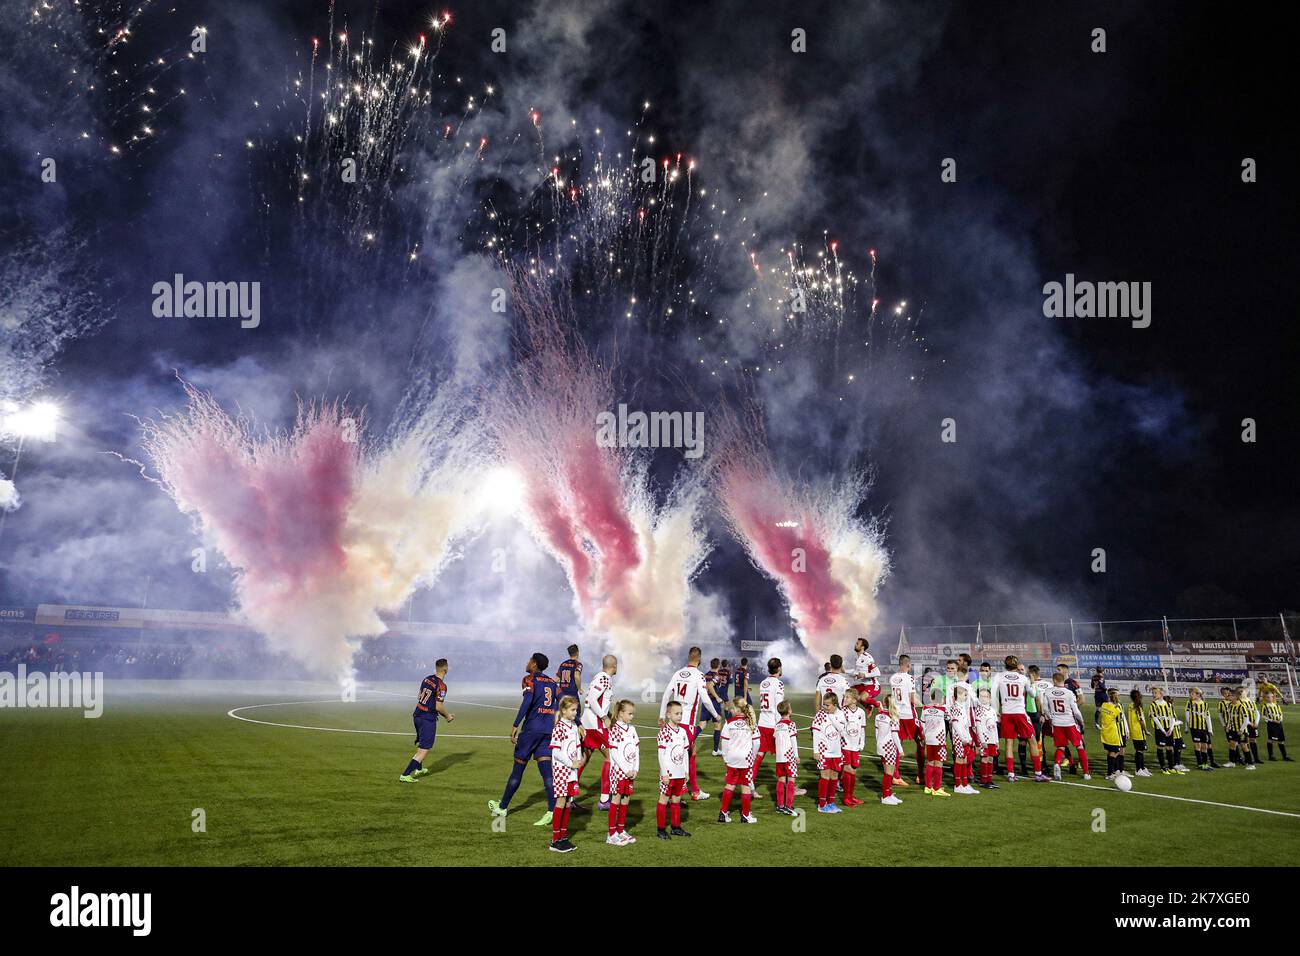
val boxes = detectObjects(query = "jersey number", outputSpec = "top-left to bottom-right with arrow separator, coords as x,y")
419,688 -> 432,705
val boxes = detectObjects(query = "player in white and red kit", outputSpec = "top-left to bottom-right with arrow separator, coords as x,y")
751,657 -> 784,798
659,646 -> 720,801
1042,672 -> 1091,780
920,688 -> 950,796
656,700 -> 693,839
991,655 -> 1047,782
718,700 -> 760,823
606,699 -> 640,845
811,690 -> 845,813
876,694 -> 904,805
949,684 -> 979,795
815,655 -> 851,714
890,655 -> 921,787
773,700 -> 800,815
850,638 -> 883,713
578,654 -> 618,809
548,696 -> 584,852
972,687 -> 1000,788
838,688 -> 868,806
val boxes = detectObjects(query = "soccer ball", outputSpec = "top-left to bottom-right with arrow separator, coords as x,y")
1114,774 -> 1133,792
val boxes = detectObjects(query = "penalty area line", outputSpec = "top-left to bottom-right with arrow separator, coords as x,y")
1052,778 -> 1300,818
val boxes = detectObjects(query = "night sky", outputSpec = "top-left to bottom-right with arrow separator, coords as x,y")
1,0 -> 1296,651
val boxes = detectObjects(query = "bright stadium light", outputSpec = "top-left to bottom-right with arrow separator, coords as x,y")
2,400 -> 61,442
479,466 -> 527,517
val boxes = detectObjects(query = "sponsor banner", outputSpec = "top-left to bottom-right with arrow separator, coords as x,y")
1084,665 -> 1166,682
900,643 -> 971,659
1160,654 -> 1246,668
1071,641 -> 1164,656
34,605 -> 252,632
1076,652 -> 1162,669
0,606 -> 34,625
1168,666 -> 1249,684
1167,640 -> 1255,655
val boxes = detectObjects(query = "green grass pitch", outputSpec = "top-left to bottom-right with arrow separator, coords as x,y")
2,681 -> 1296,866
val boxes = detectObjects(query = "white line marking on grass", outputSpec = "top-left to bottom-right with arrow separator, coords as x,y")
1052,779 -> 1300,818
226,697 -> 512,739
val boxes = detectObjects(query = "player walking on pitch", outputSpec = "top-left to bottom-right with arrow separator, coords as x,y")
488,653 -> 560,826
1042,672 -> 1091,780
400,658 -> 453,782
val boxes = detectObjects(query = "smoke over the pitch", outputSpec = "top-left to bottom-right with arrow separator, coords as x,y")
491,273 -> 713,680
140,382 -> 487,679
715,407 -> 890,663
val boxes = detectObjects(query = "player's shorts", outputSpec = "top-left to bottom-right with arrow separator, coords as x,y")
982,743 -> 998,758
758,726 -> 776,754
659,776 -> 688,798
1103,743 -> 1123,754
1131,738 -> 1146,753
1153,730 -> 1173,747
724,766 -> 751,786
412,714 -> 438,749
581,727 -> 608,751
1051,724 -> 1084,748
1190,727 -> 1209,743
816,755 -> 843,773
681,724 -> 697,746
878,741 -> 899,765
1226,730 -> 1241,743
609,761 -> 636,795
513,729 -> 551,761
1000,714 -> 1035,740
953,742 -> 975,762
842,750 -> 860,770
924,744 -> 946,762
1267,721 -> 1285,742
552,763 -> 580,797
897,718 -> 918,741
775,761 -> 798,779
1246,725 -> 1259,739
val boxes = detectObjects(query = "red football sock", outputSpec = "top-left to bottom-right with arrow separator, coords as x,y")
720,788 -> 734,813
670,802 -> 681,827
882,774 -> 893,798
656,802 -> 667,829
817,778 -> 828,807
741,791 -> 751,815
689,754 -> 698,794
752,752 -> 766,779
617,802 -> 628,833
608,802 -> 618,836
1033,752 -> 1042,773
1079,750 -> 1090,775
553,807 -> 565,841
600,762 -> 610,799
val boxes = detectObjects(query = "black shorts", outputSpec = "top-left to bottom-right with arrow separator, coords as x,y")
1226,730 -> 1241,743
1104,743 -> 1123,754
1267,722 -> 1285,742
1190,728 -> 1209,743
1153,730 -> 1173,747
1132,738 -> 1147,753
1246,725 -> 1259,739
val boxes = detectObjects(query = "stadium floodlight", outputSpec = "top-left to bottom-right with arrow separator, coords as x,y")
478,465 -> 527,517
2,400 -> 61,442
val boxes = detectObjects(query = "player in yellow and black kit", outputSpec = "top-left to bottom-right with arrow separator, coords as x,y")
1126,690 -> 1150,777
1241,690 -> 1262,765
1149,687 -> 1187,774
1218,688 -> 1237,767
1261,691 -> 1290,761
1100,689 -> 1128,779
1185,687 -> 1216,770
1224,688 -> 1256,769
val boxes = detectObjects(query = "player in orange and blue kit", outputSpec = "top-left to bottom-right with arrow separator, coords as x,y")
556,643 -> 583,717
488,652 -> 560,827
400,658 -> 453,782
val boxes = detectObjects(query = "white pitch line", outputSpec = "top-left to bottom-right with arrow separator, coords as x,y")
226,697 -> 514,739
1051,778 -> 1300,818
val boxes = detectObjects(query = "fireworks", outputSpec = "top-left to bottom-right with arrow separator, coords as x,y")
714,404 -> 890,660
140,382 -> 488,679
